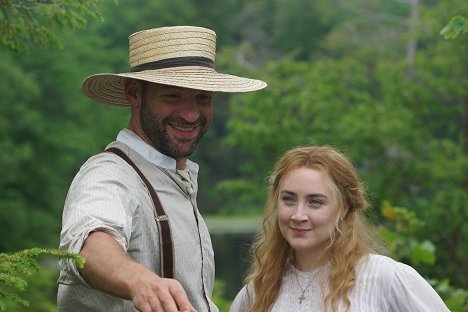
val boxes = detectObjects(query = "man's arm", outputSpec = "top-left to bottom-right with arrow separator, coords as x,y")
79,231 -> 196,312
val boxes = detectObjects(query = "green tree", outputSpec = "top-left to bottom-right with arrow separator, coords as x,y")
0,0 -> 105,52
1,0 -> 466,308
220,0 -> 468,288
0,1 -> 115,310
0,248 -> 84,311
379,202 -> 468,311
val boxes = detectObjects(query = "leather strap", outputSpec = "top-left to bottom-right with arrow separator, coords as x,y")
105,147 -> 174,278
130,56 -> 214,72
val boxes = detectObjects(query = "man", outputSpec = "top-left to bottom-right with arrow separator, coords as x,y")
57,26 -> 266,312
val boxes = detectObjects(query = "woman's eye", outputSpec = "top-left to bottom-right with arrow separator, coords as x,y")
308,199 -> 323,207
281,196 -> 295,204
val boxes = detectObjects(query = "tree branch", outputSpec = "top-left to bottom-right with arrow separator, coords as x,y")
333,0 -> 407,25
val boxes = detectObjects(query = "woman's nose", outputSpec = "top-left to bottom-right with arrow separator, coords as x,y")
291,205 -> 307,221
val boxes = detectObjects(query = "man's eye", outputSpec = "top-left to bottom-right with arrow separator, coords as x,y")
165,93 -> 180,98
197,94 -> 213,102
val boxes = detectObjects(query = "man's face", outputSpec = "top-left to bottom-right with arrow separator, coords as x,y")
139,83 -> 214,159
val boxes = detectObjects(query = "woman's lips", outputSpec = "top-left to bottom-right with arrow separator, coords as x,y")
291,227 -> 311,235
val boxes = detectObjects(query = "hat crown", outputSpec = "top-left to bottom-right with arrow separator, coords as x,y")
128,26 -> 217,68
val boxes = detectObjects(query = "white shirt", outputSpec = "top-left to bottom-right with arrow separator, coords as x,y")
230,254 -> 450,312
58,129 -> 218,312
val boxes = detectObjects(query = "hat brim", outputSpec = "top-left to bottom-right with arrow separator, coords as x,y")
81,66 -> 267,106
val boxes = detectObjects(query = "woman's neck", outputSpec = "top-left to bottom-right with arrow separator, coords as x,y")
294,249 -> 329,272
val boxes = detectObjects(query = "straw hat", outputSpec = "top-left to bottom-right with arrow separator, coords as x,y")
81,26 -> 267,106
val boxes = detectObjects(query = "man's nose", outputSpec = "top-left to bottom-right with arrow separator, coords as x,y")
179,100 -> 200,122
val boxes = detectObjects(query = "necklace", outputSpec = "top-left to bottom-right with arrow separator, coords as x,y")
293,266 -> 314,304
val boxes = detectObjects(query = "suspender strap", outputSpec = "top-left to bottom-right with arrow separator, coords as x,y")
105,147 -> 174,278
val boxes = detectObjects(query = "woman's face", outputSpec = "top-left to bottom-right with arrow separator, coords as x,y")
277,167 -> 341,260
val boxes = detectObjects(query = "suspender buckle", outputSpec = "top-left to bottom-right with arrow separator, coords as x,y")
155,215 -> 170,222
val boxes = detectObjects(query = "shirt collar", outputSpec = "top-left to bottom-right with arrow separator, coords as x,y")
116,128 -> 199,173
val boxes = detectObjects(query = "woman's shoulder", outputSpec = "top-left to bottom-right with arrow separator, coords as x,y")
357,255 -> 450,311
358,254 -> 397,270
362,254 -> 419,273
364,253 -> 397,265
230,282 -> 255,312
356,254 -> 414,283
357,254 -> 430,287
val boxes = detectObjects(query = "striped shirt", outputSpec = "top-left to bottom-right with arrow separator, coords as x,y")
58,129 -> 218,312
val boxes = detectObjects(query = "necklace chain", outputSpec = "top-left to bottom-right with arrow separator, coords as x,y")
293,266 -> 314,304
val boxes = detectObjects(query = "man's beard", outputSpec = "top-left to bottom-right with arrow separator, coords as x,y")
139,98 -> 210,159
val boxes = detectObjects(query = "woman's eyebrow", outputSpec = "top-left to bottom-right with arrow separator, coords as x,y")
307,193 -> 327,197
305,194 -> 328,201
280,190 -> 327,198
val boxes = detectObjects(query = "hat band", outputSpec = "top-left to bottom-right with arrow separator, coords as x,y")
130,56 -> 214,72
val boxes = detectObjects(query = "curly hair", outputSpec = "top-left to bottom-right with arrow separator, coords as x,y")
243,146 -> 381,312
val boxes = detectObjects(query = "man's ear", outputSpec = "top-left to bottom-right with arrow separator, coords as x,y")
125,78 -> 140,108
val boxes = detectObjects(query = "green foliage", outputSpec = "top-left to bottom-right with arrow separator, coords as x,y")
4,267 -> 59,312
221,0 -> 468,288
379,201 -> 435,265
0,248 -> 84,311
440,15 -> 468,39
431,279 -> 468,312
0,46 -> 126,252
269,0 -> 340,59
379,202 -> 468,311
224,55 -> 422,212
0,0 -> 466,308
211,279 -> 232,312
0,0 -> 109,52
0,19 -> 130,251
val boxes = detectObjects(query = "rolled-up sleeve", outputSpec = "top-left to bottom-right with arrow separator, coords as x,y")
58,153 -> 139,285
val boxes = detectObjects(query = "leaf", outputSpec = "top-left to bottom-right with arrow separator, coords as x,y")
0,248 -> 85,309
410,240 -> 436,265
440,16 -> 468,40
0,0 -> 106,52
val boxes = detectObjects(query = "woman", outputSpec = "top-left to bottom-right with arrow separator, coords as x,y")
230,146 -> 449,312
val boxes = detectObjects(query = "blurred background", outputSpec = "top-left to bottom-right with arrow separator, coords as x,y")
1,0 -> 467,310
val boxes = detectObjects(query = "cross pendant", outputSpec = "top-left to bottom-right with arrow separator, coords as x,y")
298,293 -> 305,304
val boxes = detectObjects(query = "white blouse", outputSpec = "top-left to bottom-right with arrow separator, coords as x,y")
230,254 -> 450,312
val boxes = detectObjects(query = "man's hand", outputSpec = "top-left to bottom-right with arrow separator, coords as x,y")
130,271 -> 197,312
79,231 -> 197,312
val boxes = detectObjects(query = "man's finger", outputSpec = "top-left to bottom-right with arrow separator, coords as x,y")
169,282 -> 196,312
148,295 -> 167,312
133,300 -> 152,312
157,290 -> 179,312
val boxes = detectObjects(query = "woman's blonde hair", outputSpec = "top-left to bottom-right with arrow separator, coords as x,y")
243,146 -> 380,312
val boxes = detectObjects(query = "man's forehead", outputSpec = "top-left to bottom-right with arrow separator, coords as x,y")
153,83 -> 213,93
